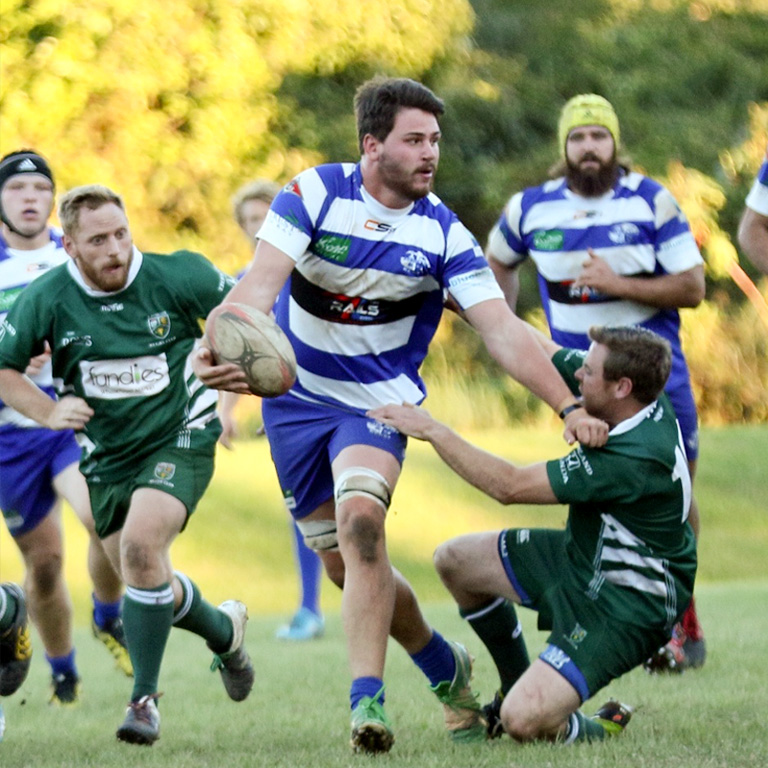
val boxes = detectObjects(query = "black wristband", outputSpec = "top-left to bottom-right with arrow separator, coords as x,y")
559,403 -> 582,420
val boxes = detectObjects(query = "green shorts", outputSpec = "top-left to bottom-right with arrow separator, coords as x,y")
499,528 -> 668,701
88,444 -> 216,538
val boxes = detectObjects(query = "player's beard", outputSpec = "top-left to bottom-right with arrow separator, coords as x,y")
378,153 -> 435,203
75,250 -> 133,292
566,154 -> 619,197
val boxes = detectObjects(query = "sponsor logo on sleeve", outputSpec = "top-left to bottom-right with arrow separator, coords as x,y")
448,267 -> 496,291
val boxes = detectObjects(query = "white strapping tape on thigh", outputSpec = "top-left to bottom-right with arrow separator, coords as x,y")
334,467 -> 392,512
296,519 -> 339,552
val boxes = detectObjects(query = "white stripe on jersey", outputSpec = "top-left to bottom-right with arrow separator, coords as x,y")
601,545 -> 666,574
295,365 -> 425,410
549,298 -> 657,334
603,568 -> 668,598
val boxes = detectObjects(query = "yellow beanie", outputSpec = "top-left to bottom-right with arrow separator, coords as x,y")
557,94 -> 620,157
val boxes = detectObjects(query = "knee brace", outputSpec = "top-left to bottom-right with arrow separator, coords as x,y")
334,467 -> 391,512
296,519 -> 339,552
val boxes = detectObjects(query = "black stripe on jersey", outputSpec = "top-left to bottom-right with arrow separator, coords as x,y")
290,269 -> 426,326
546,271 -> 655,305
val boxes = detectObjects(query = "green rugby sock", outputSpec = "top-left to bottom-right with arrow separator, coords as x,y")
564,710 -> 607,743
461,598 -> 530,694
123,583 -> 175,701
172,571 -> 233,653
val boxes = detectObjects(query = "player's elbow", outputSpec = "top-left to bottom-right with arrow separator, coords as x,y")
680,266 -> 705,308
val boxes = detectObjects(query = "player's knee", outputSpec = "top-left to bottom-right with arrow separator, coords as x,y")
120,538 -> 153,577
340,509 -> 384,564
433,537 -> 467,589
501,699 -> 542,743
26,552 -> 63,596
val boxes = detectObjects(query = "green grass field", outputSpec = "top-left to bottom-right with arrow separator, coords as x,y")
0,424 -> 766,766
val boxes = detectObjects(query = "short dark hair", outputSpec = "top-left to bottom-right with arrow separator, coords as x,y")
58,184 -> 125,237
354,77 -> 444,153
588,325 -> 671,405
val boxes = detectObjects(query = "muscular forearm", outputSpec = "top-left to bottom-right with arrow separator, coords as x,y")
419,421 -> 555,505
610,270 -> 704,307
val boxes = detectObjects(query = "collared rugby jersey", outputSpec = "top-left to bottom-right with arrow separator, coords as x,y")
745,147 -> 768,216
546,348 -> 697,631
0,249 -> 235,481
487,170 -> 702,399
257,162 -> 503,413
0,230 -> 66,428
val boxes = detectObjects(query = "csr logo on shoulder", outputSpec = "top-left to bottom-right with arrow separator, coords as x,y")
80,354 -> 170,399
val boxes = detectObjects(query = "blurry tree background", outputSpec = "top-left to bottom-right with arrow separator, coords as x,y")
2,0 -> 767,424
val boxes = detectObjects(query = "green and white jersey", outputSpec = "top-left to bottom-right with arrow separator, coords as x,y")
546,348 -> 697,628
0,248 -> 235,481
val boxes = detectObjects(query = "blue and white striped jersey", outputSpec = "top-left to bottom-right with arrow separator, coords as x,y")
257,162 -> 503,413
0,229 -> 65,428
487,170 -> 702,373
745,147 -> 768,216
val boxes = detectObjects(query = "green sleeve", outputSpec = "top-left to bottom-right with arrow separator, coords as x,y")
546,443 -> 647,505
173,250 -> 237,328
550,347 -> 587,397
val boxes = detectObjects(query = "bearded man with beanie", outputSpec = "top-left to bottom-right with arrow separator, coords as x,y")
484,95 -> 707,674
0,150 -> 131,705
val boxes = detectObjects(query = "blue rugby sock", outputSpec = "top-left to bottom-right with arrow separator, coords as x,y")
409,630 -> 456,687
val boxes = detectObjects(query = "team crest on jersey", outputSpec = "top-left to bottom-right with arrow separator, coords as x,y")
400,249 -> 431,276
608,222 -> 640,245
153,462 -> 176,481
148,312 -> 171,338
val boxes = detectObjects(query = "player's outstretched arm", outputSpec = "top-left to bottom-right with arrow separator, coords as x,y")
0,368 -> 93,430
368,402 -> 557,505
462,298 -> 608,447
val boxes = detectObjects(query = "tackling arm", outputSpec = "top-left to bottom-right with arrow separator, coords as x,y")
737,206 -> 768,275
368,402 -> 556,505
463,298 -> 607,447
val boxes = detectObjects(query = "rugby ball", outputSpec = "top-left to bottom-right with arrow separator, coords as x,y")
206,302 -> 296,397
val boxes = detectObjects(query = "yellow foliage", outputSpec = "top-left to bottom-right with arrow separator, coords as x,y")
681,293 -> 768,423
0,0 -> 473,271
